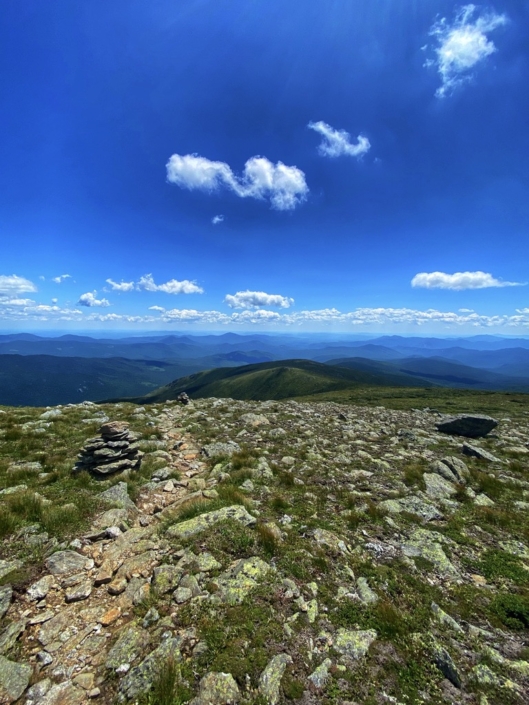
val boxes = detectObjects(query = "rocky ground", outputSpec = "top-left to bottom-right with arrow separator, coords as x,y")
0,397 -> 529,705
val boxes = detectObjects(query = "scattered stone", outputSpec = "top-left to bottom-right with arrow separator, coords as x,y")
0,560 -> 22,582
0,620 -> 26,655
177,392 -> 190,405
258,654 -> 292,705
106,625 -> 148,672
0,655 -> 32,703
474,493 -> 495,507
357,577 -> 378,605
402,529 -> 459,578
380,496 -> 443,522
0,485 -> 28,496
100,607 -> 121,627
432,643 -> 461,688
436,414 -> 498,438
423,473 -> 457,500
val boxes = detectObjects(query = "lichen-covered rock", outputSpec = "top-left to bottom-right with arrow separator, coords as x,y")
0,560 -> 22,582
27,575 -> 55,601
152,565 -> 183,594
423,473 -> 457,500
0,655 -> 32,703
106,624 -> 148,671
436,414 -> 497,438
334,629 -> 377,660
401,529 -> 459,578
258,654 -> 292,705
118,637 -> 182,701
312,528 -> 350,554
211,557 -> 271,605
202,441 -> 241,458
35,681 -> 86,705
431,642 -> 461,688
98,482 -> 138,511
190,672 -> 241,705
461,442 -> 502,462
380,496 -> 443,522
166,505 -> 256,539
0,620 -> 26,655
431,602 -> 463,633
0,586 -> 12,620
357,577 -> 378,605
308,658 -> 332,689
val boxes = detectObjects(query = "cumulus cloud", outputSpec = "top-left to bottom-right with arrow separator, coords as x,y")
137,274 -> 204,295
77,291 -> 111,308
166,153 -> 308,211
426,4 -> 507,97
224,290 -> 294,309
106,278 -> 135,292
52,274 -> 71,284
212,215 -> 224,225
411,271 -> 524,290
148,305 -> 166,312
0,275 -> 37,296
308,121 -> 371,158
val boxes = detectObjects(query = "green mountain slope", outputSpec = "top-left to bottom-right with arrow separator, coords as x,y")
122,359 -> 434,403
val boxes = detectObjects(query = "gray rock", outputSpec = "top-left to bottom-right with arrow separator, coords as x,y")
0,586 -> 12,619
152,565 -> 184,594
0,560 -> 22,582
356,577 -> 378,605
461,443 -> 502,463
379,496 -> 443,522
65,579 -> 92,603
27,575 -> 55,601
308,658 -> 332,689
37,651 -> 53,666
190,672 -> 241,705
26,678 -> 52,702
0,485 -> 28,496
436,414 -> 497,438
432,644 -> 461,688
166,505 -> 256,540
35,681 -> 85,705
334,629 -> 377,660
118,637 -> 182,701
98,482 -> 137,511
45,551 -> 88,575
430,459 -> 458,484
0,655 -> 32,703
441,456 -> 469,483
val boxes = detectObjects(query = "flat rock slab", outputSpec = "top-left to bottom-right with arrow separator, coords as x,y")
166,505 -> 256,540
27,575 -> 55,601
258,654 -> 292,705
423,473 -> 457,500
0,655 -> 32,703
402,529 -> 460,578
462,443 -> 502,463
118,637 -> 182,701
380,496 -> 443,522
45,551 -> 88,575
436,415 -> 497,438
201,441 -> 241,458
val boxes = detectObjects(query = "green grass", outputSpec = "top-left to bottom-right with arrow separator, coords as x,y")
474,549 -> 529,585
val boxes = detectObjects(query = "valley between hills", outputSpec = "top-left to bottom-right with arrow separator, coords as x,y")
1,386 -> 529,705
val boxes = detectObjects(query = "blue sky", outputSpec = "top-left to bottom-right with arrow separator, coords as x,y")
1,0 -> 528,334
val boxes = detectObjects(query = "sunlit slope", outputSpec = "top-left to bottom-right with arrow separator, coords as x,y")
125,359 -> 434,403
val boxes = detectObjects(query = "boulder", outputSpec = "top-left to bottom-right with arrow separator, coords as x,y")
461,443 -> 502,463
0,656 -> 32,703
190,672 -> 241,705
436,415 -> 497,438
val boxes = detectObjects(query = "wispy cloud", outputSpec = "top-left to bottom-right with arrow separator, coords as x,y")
308,121 -> 371,158
137,274 -> 204,295
426,4 -> 507,97
224,290 -> 294,309
106,278 -> 135,292
77,291 -> 111,307
0,275 -> 37,295
166,153 -> 308,211
411,271 -> 524,290
52,274 -> 72,284
212,215 -> 224,225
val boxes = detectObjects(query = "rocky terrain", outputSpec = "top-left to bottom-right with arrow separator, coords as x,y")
0,396 -> 529,704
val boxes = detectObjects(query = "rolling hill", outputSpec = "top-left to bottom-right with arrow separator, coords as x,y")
119,359 -> 435,403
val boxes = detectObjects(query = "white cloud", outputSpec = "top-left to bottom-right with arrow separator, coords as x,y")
106,278 -> 135,292
308,121 -> 371,158
148,305 -> 166,312
426,4 -> 507,97
212,215 -> 224,225
224,290 -> 294,309
52,274 -> 71,284
77,291 -> 111,308
0,275 -> 37,295
166,153 -> 308,211
411,271 -> 524,290
0,297 -> 35,307
137,274 -> 204,295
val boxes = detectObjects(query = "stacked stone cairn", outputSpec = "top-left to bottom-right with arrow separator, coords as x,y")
73,421 -> 143,476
